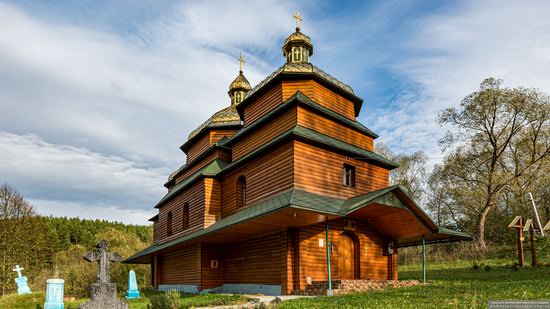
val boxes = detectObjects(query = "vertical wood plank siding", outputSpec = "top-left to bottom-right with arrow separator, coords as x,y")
158,244 -> 201,285
232,107 -> 297,160
221,141 -> 294,218
224,231 -> 285,284
297,106 -> 374,151
294,140 -> 389,199
156,181 -> 205,244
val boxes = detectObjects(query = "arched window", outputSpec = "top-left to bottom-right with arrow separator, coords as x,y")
182,203 -> 189,231
236,176 -> 247,208
167,212 -> 173,237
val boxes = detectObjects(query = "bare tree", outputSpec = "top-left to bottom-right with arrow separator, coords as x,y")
437,78 -> 550,248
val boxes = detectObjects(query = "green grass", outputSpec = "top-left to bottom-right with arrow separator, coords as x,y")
0,290 -> 248,309
279,259 -> 550,308
3,259 -> 549,308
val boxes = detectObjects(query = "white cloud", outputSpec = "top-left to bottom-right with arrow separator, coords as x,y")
0,0 -> 297,222
0,132 -> 167,216
366,0 -> 550,162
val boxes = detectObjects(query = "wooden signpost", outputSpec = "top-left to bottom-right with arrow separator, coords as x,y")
508,216 -> 525,267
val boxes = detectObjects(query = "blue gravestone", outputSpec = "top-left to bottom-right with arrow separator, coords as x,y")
125,270 -> 140,299
44,279 -> 65,309
13,265 -> 31,295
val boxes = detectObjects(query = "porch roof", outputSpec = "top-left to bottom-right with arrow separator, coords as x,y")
124,186 -> 471,264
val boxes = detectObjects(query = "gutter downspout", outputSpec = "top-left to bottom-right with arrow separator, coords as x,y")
326,217 -> 333,296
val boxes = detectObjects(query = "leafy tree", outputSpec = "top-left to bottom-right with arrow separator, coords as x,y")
437,78 -> 550,248
375,143 -> 429,203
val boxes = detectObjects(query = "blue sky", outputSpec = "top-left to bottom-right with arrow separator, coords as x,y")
1,0 -> 549,224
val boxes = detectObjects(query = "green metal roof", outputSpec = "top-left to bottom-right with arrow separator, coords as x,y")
227,91 -> 377,146
155,159 -> 229,209
292,125 -> 398,169
126,186 -> 470,263
159,125 -> 397,209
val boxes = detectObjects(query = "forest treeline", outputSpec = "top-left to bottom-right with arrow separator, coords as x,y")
0,185 -> 152,297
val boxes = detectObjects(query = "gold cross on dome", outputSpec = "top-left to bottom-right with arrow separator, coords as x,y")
293,12 -> 302,28
237,51 -> 245,72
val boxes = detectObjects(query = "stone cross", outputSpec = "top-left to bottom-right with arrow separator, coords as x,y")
13,265 -> 24,278
293,12 -> 302,29
84,240 -> 122,283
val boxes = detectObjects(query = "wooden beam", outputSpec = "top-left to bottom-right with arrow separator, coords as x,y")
523,219 -> 533,232
508,216 -> 522,228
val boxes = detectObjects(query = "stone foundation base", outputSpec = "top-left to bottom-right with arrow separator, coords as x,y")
296,280 -> 420,296
79,283 -> 128,309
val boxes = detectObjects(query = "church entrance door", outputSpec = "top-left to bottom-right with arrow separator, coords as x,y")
339,234 -> 356,279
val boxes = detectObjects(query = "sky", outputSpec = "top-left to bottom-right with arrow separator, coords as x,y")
1,0 -> 549,225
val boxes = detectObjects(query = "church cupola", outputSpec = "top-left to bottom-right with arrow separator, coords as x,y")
282,12 -> 313,64
228,52 -> 252,105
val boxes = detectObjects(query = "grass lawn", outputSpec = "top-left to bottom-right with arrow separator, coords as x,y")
3,259 -> 549,308
0,290 -> 248,309
279,259 -> 550,308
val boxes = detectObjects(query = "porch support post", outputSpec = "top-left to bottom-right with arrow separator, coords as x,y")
421,235 -> 426,283
325,217 -> 333,296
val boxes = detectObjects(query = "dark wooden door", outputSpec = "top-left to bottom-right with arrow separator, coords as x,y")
339,234 -> 355,279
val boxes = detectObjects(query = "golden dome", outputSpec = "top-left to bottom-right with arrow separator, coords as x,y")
188,105 -> 241,140
228,72 -> 251,94
282,28 -> 313,56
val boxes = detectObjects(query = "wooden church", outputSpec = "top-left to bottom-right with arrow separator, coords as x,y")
124,14 -> 469,295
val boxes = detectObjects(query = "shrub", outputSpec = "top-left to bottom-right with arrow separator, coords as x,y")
149,293 -> 176,309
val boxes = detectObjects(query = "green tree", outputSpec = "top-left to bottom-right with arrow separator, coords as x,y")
375,143 -> 429,202
437,78 -> 550,248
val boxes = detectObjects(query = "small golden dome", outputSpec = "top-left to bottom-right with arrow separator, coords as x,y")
282,28 -> 313,57
228,72 -> 251,93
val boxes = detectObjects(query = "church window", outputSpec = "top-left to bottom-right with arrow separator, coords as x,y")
182,203 -> 189,230
293,47 -> 301,62
237,176 -> 247,208
343,164 -> 356,187
167,212 -> 173,236
302,48 -> 309,62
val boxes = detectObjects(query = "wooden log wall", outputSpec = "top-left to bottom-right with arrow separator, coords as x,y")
156,181 -> 205,244
232,107 -> 297,160
210,129 -> 238,144
243,84 -> 283,127
224,231 -> 285,285
186,129 -> 237,164
282,80 -> 356,120
243,79 -> 357,128
220,141 -> 294,218
294,140 -> 389,200
175,149 -> 231,185
297,106 -> 374,151
203,178 -> 221,228
201,245 -> 225,289
158,244 -> 201,285
294,219 -> 395,290
186,133 -> 211,163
